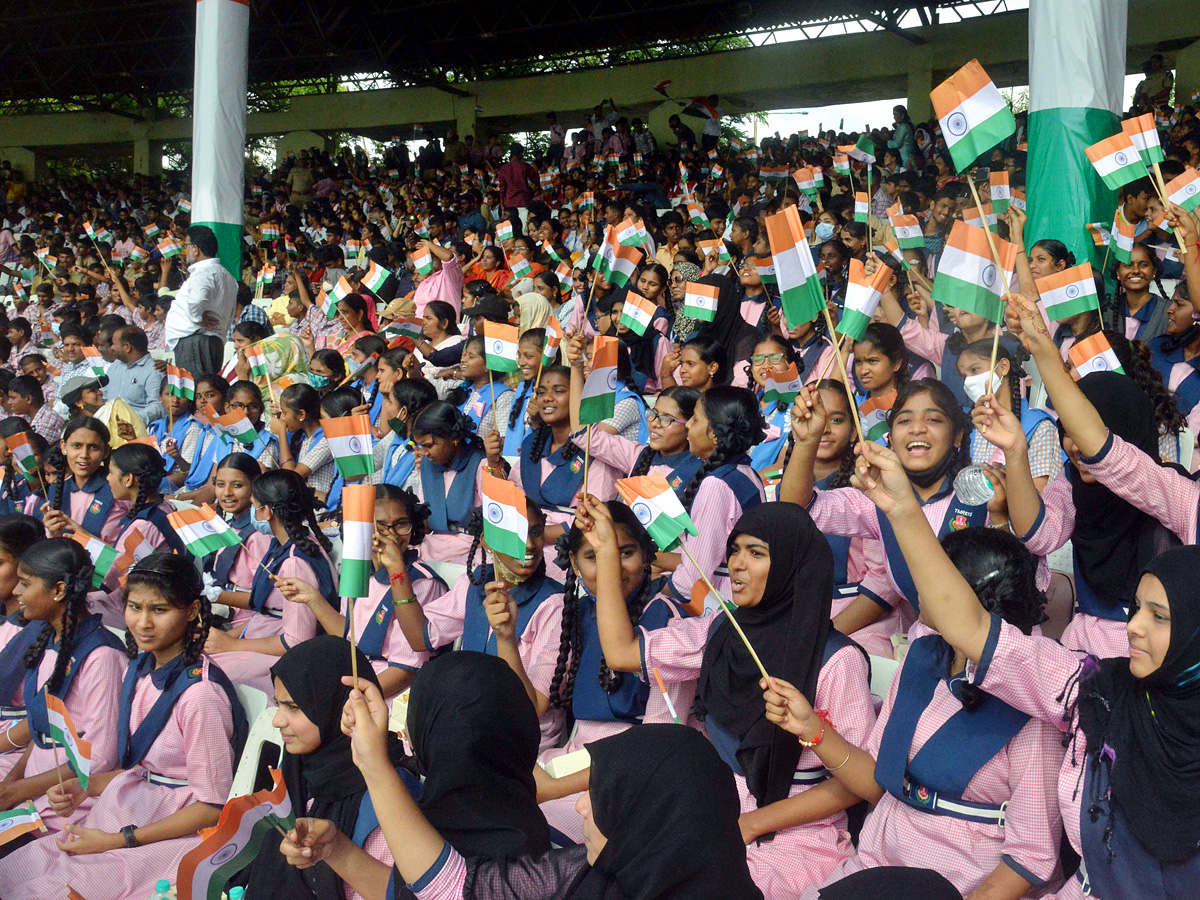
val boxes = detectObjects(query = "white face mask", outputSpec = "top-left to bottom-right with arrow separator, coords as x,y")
962,368 -> 1000,405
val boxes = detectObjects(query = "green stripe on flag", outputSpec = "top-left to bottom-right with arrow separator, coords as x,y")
483,518 -> 526,560
92,545 -> 118,587
579,394 -> 615,425
780,279 -> 824,327
340,558 -> 372,599
947,108 -> 1017,172
932,273 -> 1004,323
837,308 -> 873,342
333,454 -> 375,480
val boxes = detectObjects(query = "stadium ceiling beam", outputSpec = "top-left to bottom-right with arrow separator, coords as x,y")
860,8 -> 928,45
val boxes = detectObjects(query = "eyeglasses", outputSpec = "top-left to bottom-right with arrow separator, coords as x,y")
228,401 -> 263,412
377,519 -> 414,536
647,410 -> 687,427
750,352 -> 786,365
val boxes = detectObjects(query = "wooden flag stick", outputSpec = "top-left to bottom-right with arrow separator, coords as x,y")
347,595 -> 359,686
965,177 -> 1009,397
678,543 -> 769,681
582,425 -> 592,499
50,737 -> 66,791
821,308 -> 865,445
817,331 -> 848,382
1150,161 -> 1189,258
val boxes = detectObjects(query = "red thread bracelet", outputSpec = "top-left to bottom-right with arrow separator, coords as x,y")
389,571 -> 408,584
798,709 -> 832,747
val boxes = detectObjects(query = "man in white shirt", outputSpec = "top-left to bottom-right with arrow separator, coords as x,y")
165,225 -> 237,376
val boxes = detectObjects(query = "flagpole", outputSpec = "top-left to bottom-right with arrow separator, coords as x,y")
817,331 -> 848,382
965,177 -> 1011,397
50,736 -> 66,791
678,543 -> 769,681
582,425 -> 592,499
821,308 -> 865,445
347,595 -> 359,687
1149,161 -> 1189,258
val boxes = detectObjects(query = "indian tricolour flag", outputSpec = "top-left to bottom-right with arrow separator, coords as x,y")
598,229 -> 642,288
1036,263 -> 1100,321
792,166 -> 818,195
883,239 -> 911,271
754,253 -> 777,285
853,193 -> 870,223
615,474 -> 698,553
245,344 -> 268,379
683,281 -> 719,322
542,316 -> 564,367
1121,113 -> 1165,166
931,221 -> 1017,323
167,365 -> 195,400
510,255 -> 533,282
495,221 -> 514,243
1111,211 -> 1136,264
1069,332 -> 1125,379
1086,223 -> 1112,247
0,803 -> 42,849
860,395 -> 893,442
6,431 -> 38,486
838,258 -> 892,341
484,322 -> 520,373
211,408 -> 259,446
177,769 -> 295,900
833,154 -> 850,174
481,473 -> 529,560
325,415 -> 376,480
964,202 -> 997,233
385,317 -> 425,343
360,260 -> 392,293
1165,167 -> 1200,212
411,246 -> 434,276
931,59 -> 1015,172
687,200 -> 710,228
619,292 -> 657,336
340,484 -> 374,598
580,336 -> 619,425
765,206 -> 824,327
616,222 -> 642,247
763,363 -> 802,405
889,214 -> 923,250
989,171 -> 1011,214
167,505 -> 243,558
1085,133 -> 1149,190
325,276 -> 354,319
44,694 -> 92,789
847,135 -> 876,164
70,532 -> 120,588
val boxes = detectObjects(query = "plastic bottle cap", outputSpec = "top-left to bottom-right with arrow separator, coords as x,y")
229,889 -> 246,900
155,881 -> 172,892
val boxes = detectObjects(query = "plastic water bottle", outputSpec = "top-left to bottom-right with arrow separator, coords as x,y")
228,889 -> 246,900
148,880 -> 173,900
953,464 -> 995,506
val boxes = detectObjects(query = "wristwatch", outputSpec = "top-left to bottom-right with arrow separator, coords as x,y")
121,824 -> 140,848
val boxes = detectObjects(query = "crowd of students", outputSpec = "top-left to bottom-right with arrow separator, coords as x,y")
0,85 -> 1197,900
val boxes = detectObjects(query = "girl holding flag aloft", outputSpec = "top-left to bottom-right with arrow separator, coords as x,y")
198,452 -> 270,623
268,382 -> 336,505
591,500 -> 876,898
204,469 -> 337,699
346,334 -> 387,425
176,381 -> 280,507
0,539 -> 125,830
747,335 -> 799,473
0,553 -> 246,900
41,417 -> 127,545
410,401 -> 490,564
450,335 -> 513,437
500,327 -> 546,460
276,485 -> 447,699
144,378 -> 204,491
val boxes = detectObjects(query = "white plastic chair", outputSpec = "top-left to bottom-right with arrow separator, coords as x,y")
1179,427 -> 1196,472
234,684 -> 269,726
868,655 -> 900,701
229,706 -> 282,799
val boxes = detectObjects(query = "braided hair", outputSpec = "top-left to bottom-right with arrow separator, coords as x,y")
629,386 -> 701,477
781,380 -> 858,488
678,387 -> 766,513
251,469 -> 332,557
446,336 -> 486,409
53,417 -> 110,512
527,366 -> 576,464
547,502 -> 659,710
110,443 -> 166,516
21,538 -> 96,696
122,552 -> 210,666
411,401 -> 485,456
278,384 -> 323,460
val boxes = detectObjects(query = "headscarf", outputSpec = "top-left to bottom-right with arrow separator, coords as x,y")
1077,546 -> 1200,863
516,292 -> 551,334
694,502 -> 834,811
406,651 -> 550,859
247,636 -> 403,900
668,261 -> 702,342
693,273 -> 762,383
817,868 -> 962,900
572,724 -> 763,900
1068,373 -> 1161,609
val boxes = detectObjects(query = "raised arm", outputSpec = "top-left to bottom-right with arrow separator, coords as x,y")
1005,207 -> 1039,300
970,394 -> 1043,539
777,385 -> 824,507
578,495 -> 641,672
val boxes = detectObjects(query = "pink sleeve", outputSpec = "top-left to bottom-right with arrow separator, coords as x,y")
1085,432 -> 1200,544
521,596 -> 566,699
898,316 -> 947,366
381,577 -> 441,671
97,501 -> 131,545
176,677 -> 237,806
274,554 -> 320,649
802,344 -> 837,386
813,643 -> 876,749
1016,469 -> 1075,555
69,647 -> 126,775
972,618 -> 1081,733
411,847 -> 468,900
422,575 -> 469,651
583,427 -> 645,475
858,540 -> 905,610
997,716 -> 1067,885
809,487 -> 883,540
639,614 -> 714,684
225,532 -> 274,591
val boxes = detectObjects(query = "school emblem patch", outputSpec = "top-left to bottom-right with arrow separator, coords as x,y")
375,607 -> 387,625
189,666 -> 202,679
916,785 -> 932,805
89,499 -> 102,516
670,475 -> 682,489
950,514 -> 968,531
570,459 -> 583,473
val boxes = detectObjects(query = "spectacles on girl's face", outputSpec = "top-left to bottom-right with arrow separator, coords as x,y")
377,519 -> 413,536
750,352 -> 785,365
647,410 -> 687,427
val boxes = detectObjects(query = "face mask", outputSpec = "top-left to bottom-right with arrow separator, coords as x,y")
251,507 -> 274,536
814,222 -> 835,242
50,322 -> 61,335
962,368 -> 1000,405
308,373 -> 330,389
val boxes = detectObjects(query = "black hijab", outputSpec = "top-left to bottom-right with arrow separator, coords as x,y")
572,724 -> 763,900
818,868 -> 962,900
1078,546 -> 1200,863
694,273 -> 762,383
248,635 -> 402,900
1068,373 -> 1161,608
406,651 -> 550,859
694,502 -> 834,811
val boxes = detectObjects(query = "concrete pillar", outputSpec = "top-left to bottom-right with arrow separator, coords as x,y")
1176,39 -> 1200,109
905,45 -> 935,124
0,148 -> 42,182
132,138 -> 163,175
454,98 -> 478,141
274,131 -> 326,165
